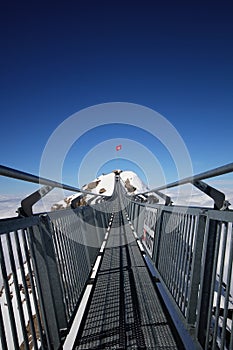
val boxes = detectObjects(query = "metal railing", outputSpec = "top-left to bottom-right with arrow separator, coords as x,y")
0,165 -> 112,349
1,162 -> 233,349
0,204 -> 111,350
0,205 -> 111,350
124,164 -> 233,350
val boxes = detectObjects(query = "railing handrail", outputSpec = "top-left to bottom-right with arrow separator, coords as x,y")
125,192 -> 233,349
138,162 -> 233,194
0,165 -> 108,197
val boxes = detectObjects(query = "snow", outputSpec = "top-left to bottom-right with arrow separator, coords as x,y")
55,172 -> 116,208
166,185 -> 233,209
120,170 -> 149,194
82,173 -> 113,201
0,260 -> 41,349
51,171 -> 148,210
1,171 -> 232,218
84,172 -> 115,196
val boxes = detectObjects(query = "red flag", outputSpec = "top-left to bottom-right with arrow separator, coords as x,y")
116,144 -> 122,151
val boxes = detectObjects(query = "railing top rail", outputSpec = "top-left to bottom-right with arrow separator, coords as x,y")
124,198 -> 204,213
0,165 -> 108,197
138,162 -> 233,195
0,215 -> 40,234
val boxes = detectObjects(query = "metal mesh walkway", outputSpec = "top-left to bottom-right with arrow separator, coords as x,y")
74,208 -> 183,349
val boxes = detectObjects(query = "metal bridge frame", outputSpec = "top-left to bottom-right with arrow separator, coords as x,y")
0,162 -> 233,349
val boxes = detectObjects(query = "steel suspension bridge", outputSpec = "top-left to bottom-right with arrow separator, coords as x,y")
0,163 -> 233,349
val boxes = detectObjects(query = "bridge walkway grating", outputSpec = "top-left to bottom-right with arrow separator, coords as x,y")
74,208 -> 184,349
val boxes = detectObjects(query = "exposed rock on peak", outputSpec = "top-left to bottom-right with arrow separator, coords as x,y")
124,178 -> 136,193
50,170 -> 151,211
85,180 -> 101,190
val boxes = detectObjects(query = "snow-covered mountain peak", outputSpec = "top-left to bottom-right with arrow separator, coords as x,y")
51,170 -> 150,210
120,170 -> 149,194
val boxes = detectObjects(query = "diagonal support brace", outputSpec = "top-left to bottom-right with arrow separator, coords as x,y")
192,180 -> 230,210
152,190 -> 173,206
18,185 -> 54,217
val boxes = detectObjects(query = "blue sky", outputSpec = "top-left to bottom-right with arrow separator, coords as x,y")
1,1 -> 233,197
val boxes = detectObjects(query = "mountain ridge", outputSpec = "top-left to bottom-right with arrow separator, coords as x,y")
51,170 -> 149,210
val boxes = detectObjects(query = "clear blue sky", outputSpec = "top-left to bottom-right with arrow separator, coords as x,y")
1,1 -> 233,195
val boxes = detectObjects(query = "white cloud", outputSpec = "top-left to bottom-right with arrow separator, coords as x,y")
0,190 -> 71,219
0,194 -> 22,219
165,184 -> 233,209
1,181 -> 233,220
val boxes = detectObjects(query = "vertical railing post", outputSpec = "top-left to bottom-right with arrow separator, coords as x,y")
133,202 -> 136,223
132,202 -> 136,225
153,208 -> 164,267
196,218 -> 218,347
128,201 -> 131,218
136,204 -> 141,234
186,214 -> 206,326
131,202 -> 134,222
0,304 -> 7,350
129,201 -> 132,220
137,205 -> 145,239
29,214 -> 67,349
